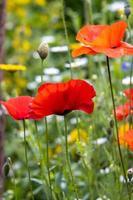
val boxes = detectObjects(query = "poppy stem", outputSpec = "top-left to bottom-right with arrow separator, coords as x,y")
76,111 -> 81,141
129,57 -> 133,128
34,121 -> 49,200
64,115 -> 79,200
106,56 -> 130,198
22,119 -> 34,200
7,157 -> 17,200
41,59 -> 44,82
44,117 -> 53,199
126,19 -> 133,128
61,0 -> 73,79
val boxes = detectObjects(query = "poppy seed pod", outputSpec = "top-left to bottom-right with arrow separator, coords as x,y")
37,41 -> 49,60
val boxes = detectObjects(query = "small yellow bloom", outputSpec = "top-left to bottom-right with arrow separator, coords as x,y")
118,123 -> 129,146
54,144 -> 62,154
68,128 -> 88,144
12,37 -> 21,49
14,0 -> 31,5
117,8 -> 124,17
16,8 -> 26,18
22,40 -> 31,51
34,0 -> 46,6
0,64 -> 26,71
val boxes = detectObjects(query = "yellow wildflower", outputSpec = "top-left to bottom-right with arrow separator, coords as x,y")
13,0 -> 31,5
16,8 -> 26,18
54,144 -> 62,154
68,128 -> 88,144
22,40 -> 31,51
35,0 -> 46,6
0,64 -> 26,71
12,37 -> 21,49
117,8 -> 124,17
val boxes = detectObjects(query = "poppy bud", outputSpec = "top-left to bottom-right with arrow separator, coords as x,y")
109,119 -> 114,128
124,5 -> 131,19
3,163 -> 10,177
127,168 -> 133,181
37,41 -> 49,60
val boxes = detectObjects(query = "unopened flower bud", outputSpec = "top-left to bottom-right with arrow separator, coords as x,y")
3,163 -> 10,177
37,41 -> 49,60
124,5 -> 131,19
127,168 -> 133,181
109,119 -> 114,128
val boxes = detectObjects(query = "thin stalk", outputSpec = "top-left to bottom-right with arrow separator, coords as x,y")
76,111 -> 81,141
8,158 -> 17,200
127,19 -> 133,128
61,0 -> 73,79
76,112 -> 94,199
129,57 -> 133,128
44,117 -> 53,199
41,59 -> 44,83
34,121 -> 49,200
83,0 -> 93,24
106,56 -> 130,199
22,120 -> 34,200
64,116 -> 79,200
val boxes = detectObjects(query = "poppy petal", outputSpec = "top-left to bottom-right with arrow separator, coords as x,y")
124,130 -> 133,151
76,25 -> 108,44
120,42 -> 133,55
109,21 -> 127,48
78,100 -> 94,114
92,21 -> 127,48
115,102 -> 132,121
0,96 -> 34,120
123,88 -> 133,100
30,80 -> 96,118
72,46 -> 97,58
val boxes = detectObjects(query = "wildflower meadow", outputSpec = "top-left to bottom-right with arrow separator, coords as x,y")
0,0 -> 133,199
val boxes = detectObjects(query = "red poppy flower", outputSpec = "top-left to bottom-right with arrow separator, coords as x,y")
123,88 -> 133,100
30,79 -> 96,119
115,101 -> 133,121
72,20 -> 133,58
0,96 -> 35,120
124,130 -> 133,151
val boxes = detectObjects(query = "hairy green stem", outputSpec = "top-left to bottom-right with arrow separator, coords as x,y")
64,116 -> 79,200
106,56 -> 130,199
8,158 -> 17,200
41,59 -> 44,83
34,121 -> 49,200
22,120 -> 34,200
44,117 -> 53,199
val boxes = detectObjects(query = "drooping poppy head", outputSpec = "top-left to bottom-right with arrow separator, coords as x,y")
30,79 -> 96,119
123,88 -> 133,100
124,129 -> 133,151
0,96 -> 35,120
72,20 -> 133,58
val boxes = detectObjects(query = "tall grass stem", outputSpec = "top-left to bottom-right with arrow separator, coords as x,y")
64,116 -> 79,200
22,120 -> 34,200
